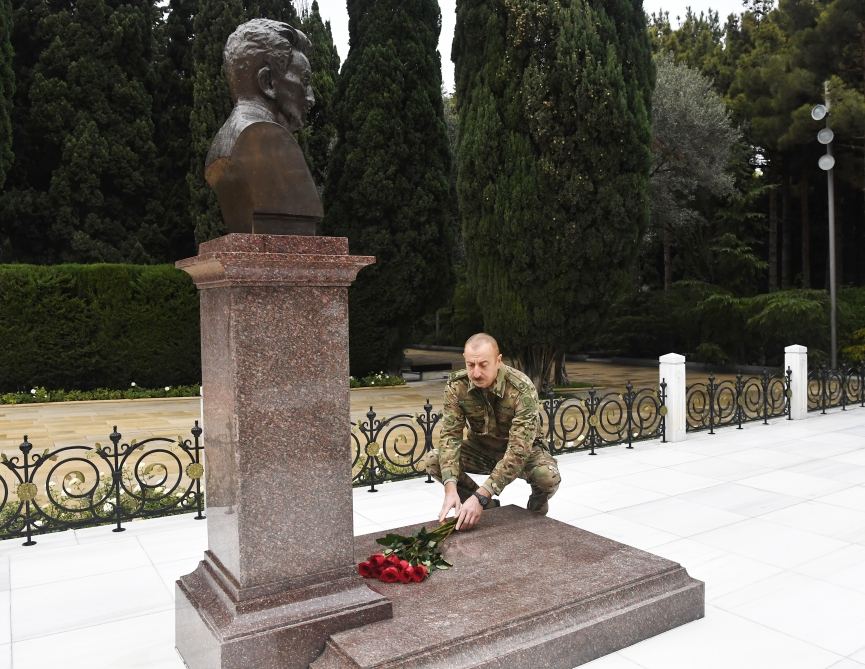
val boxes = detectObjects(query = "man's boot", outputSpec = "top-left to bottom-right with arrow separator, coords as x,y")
526,492 -> 550,515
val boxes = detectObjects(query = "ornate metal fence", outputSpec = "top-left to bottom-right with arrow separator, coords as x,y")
538,382 -> 667,456
808,364 -> 865,413
351,383 -> 667,492
7,361 -> 864,544
686,369 -> 791,433
0,423 -> 204,545
351,402 -> 441,492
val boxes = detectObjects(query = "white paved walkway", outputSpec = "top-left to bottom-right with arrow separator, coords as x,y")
0,408 -> 864,668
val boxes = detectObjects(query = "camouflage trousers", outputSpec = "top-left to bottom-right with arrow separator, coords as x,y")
422,439 -> 560,515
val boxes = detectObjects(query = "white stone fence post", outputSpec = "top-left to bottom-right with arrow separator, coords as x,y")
785,345 -> 808,419
657,345 -> 810,442
659,353 -> 687,442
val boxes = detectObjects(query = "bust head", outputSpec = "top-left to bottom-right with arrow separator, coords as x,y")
223,19 -> 314,133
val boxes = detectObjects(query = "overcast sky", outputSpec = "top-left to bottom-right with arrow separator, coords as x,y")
310,0 -> 748,93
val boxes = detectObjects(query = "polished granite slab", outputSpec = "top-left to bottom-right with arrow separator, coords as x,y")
313,504 -> 704,669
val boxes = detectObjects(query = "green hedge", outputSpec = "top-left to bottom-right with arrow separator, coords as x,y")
597,284 -> 865,367
0,264 -> 200,392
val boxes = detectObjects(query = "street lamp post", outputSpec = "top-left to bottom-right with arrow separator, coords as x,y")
812,81 -> 837,369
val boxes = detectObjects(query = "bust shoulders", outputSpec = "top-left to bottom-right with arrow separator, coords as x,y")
203,100 -> 322,234
206,101 -> 295,167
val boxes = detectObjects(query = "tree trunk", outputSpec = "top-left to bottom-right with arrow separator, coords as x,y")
801,171 -> 810,288
768,185 -> 778,291
515,344 -> 557,392
781,177 -> 791,288
663,221 -> 672,292
554,351 -> 569,386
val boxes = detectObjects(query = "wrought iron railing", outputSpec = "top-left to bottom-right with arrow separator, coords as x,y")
351,382 -> 667,492
686,369 -> 791,433
808,364 -> 865,413
7,360 -> 864,545
539,381 -> 667,456
351,402 -> 441,492
0,423 -> 204,545
8,364 -> 865,544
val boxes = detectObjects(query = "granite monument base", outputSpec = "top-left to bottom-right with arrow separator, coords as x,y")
173,233 -> 389,669
175,552 -> 392,669
312,505 -> 704,669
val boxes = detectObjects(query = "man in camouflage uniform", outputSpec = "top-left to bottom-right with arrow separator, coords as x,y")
423,333 -> 560,530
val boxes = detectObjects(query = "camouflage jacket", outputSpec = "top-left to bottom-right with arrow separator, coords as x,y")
438,364 -> 543,496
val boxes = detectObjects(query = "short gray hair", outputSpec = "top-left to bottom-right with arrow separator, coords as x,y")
465,333 -> 500,355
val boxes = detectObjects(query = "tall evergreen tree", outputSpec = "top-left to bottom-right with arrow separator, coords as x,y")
727,3 -> 819,291
245,0 -> 298,23
603,0 -> 654,102
0,0 -> 54,261
188,0 -> 243,244
324,0 -> 454,374
791,0 -> 865,286
648,9 -> 729,91
299,0 -> 340,189
152,0 -> 197,259
1,0 -> 164,263
644,0 -> 865,295
0,0 -> 13,190
454,0 -> 653,386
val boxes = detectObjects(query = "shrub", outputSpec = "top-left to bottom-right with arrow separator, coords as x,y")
350,372 -> 406,388
694,342 -> 731,367
842,328 -> 865,364
0,264 -> 200,392
597,284 -> 865,367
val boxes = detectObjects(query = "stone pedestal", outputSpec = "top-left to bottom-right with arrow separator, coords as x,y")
174,234 -> 392,669
313,506 -> 705,669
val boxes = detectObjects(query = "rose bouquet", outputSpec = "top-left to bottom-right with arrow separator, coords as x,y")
357,518 -> 457,584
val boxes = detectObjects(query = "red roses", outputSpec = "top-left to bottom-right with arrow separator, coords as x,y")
357,553 -> 430,583
357,518 -> 457,584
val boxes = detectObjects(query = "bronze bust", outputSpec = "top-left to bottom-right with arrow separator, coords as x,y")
206,19 -> 322,235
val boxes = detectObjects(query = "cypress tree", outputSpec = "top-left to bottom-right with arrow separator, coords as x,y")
41,0 -> 161,262
1,0 -> 164,262
454,0 -> 652,386
188,0 -> 243,244
152,0 -> 197,260
299,0 -> 340,189
324,0 -> 454,375
244,0 -> 298,23
0,0 -> 53,261
0,0 -> 13,190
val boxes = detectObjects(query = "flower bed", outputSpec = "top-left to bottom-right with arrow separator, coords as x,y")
1,384 -> 202,404
350,372 -> 407,388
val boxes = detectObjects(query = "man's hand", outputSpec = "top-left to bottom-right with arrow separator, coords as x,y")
439,482 -> 461,523
455,494 -> 482,531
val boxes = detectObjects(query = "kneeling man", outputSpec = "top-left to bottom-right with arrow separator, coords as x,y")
423,333 -> 561,530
